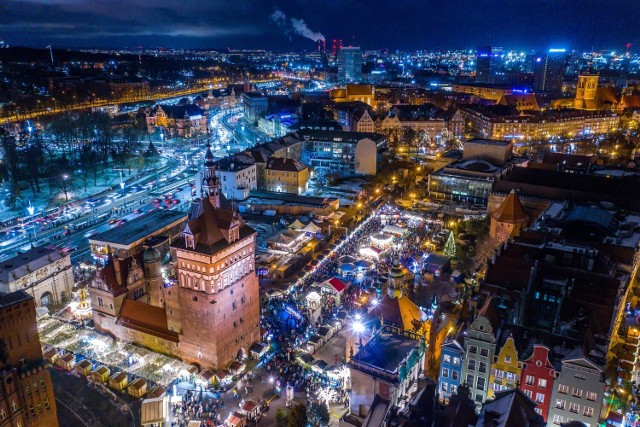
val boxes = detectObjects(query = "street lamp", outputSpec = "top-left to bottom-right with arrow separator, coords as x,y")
119,172 -> 126,208
61,174 -> 69,203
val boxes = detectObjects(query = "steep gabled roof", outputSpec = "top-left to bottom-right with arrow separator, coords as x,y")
476,297 -> 501,333
490,189 -> 528,224
476,388 -> 544,427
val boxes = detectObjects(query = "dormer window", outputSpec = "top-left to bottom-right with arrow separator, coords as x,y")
186,234 -> 195,250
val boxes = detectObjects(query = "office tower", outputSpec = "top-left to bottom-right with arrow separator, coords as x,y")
534,49 -> 567,92
475,46 -> 504,84
338,47 -> 363,83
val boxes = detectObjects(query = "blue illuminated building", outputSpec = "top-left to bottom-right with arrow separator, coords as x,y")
438,338 -> 464,404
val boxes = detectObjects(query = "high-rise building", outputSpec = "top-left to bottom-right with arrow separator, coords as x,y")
338,47 -> 363,83
475,46 -> 504,84
533,49 -> 567,92
0,291 -> 59,427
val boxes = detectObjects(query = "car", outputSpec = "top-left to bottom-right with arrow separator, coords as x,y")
175,187 -> 183,192
133,209 -> 142,214
153,198 -> 161,203
109,219 -> 118,224
172,199 -> 180,205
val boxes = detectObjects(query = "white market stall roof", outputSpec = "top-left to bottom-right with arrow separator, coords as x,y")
303,221 -> 321,233
382,225 -> 408,236
359,246 -> 381,259
306,291 -> 321,302
288,219 -> 306,230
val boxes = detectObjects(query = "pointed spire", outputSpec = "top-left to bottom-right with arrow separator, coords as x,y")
204,142 -> 215,168
431,293 -> 439,312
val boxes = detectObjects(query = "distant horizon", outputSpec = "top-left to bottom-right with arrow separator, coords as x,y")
3,43 -> 638,55
2,0 -> 638,54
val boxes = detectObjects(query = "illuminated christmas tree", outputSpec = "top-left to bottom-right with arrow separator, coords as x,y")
444,231 -> 456,258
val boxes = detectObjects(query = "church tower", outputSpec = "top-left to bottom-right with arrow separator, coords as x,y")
387,257 -> 405,299
201,143 -> 222,207
573,73 -> 599,110
143,245 -> 164,308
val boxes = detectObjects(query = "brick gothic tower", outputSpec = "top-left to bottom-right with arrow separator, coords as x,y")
143,246 -> 164,307
170,149 -> 260,369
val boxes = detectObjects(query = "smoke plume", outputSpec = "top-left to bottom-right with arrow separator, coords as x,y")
270,10 -> 325,43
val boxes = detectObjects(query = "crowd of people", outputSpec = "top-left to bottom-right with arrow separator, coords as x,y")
168,204 -> 445,426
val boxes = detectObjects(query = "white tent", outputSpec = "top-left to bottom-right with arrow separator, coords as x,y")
303,221 -> 322,233
289,219 -> 306,230
305,291 -> 322,309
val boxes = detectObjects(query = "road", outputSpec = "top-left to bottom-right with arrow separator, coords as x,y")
0,107 -> 266,263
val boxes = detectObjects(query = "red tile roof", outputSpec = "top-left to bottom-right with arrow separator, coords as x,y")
116,299 -> 179,343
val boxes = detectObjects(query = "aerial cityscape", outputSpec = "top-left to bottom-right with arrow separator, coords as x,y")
1,1 -> 640,427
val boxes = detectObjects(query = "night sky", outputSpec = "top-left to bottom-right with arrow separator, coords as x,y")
2,0 -> 639,51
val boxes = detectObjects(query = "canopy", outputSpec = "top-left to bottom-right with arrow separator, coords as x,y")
227,412 -> 246,427
339,255 -> 356,264
355,259 -> 373,269
306,291 -> 321,302
323,277 -> 346,293
359,246 -> 381,259
303,222 -> 321,233
288,219 -> 306,230
371,232 -> 393,245
339,263 -> 355,272
383,225 -> 407,236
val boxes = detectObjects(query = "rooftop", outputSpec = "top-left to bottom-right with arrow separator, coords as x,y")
351,330 -> 418,373
466,138 -> 511,147
0,290 -> 32,308
248,191 -> 335,207
297,128 -> 387,144
266,158 -> 308,172
0,246 -> 67,284
90,210 -> 187,247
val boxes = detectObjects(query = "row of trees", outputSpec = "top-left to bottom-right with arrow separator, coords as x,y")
0,111 -> 159,208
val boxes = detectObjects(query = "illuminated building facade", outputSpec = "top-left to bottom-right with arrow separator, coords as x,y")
145,104 -> 207,137
573,73 -> 600,110
475,46 -> 504,84
170,146 -> 261,368
89,149 -> 260,370
462,104 -> 618,141
0,246 -> 73,309
452,84 -> 512,101
337,47 -> 363,83
0,291 -> 58,427
534,49 -> 567,92
299,129 -> 387,177
265,158 -> 309,195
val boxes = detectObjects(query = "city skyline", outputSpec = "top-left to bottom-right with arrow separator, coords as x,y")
2,0 -> 640,51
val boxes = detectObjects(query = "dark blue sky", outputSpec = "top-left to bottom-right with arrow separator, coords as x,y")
1,0 -> 639,51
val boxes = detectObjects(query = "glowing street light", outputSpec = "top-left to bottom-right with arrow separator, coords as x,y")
27,201 -> 35,216
353,322 -> 365,334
